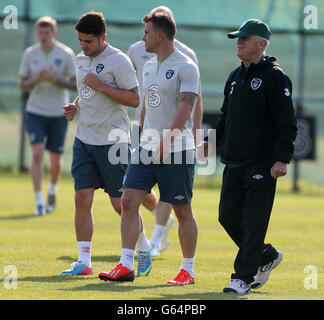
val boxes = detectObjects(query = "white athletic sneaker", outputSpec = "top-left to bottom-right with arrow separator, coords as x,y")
149,243 -> 160,257
159,214 -> 175,252
34,204 -> 46,216
223,279 -> 251,294
250,251 -> 283,289
46,194 -> 56,213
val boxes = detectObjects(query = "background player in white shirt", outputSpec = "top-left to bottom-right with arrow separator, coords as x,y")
127,6 -> 203,256
61,12 -> 152,277
99,11 -> 200,285
19,16 -> 76,216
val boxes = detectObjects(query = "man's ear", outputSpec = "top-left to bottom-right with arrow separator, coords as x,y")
260,39 -> 267,50
157,31 -> 164,41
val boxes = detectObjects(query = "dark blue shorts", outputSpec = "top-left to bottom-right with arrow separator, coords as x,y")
130,123 -> 141,150
71,137 -> 130,197
25,111 -> 68,154
123,147 -> 196,205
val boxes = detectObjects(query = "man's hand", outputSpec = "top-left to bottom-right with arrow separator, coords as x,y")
83,73 -> 103,91
196,141 -> 209,161
154,137 -> 172,162
35,69 -> 47,83
271,161 -> 287,179
43,66 -> 56,83
63,103 -> 78,121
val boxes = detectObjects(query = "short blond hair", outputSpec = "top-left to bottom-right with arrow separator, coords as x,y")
35,16 -> 57,31
150,6 -> 174,17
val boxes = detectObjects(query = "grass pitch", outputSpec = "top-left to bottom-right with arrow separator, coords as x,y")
0,171 -> 323,300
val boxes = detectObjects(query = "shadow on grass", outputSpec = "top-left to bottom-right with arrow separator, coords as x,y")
57,255 -> 120,263
7,275 -> 98,283
144,292 -> 249,300
0,214 -> 37,220
59,282 -> 169,293
58,282 -> 247,300
58,279 -> 256,300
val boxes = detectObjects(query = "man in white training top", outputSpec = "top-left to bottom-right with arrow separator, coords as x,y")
19,16 -> 76,216
127,6 -> 203,257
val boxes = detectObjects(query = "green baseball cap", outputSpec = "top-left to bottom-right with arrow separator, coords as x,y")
228,19 -> 271,40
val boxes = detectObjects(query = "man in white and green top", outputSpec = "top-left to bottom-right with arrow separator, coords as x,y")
61,12 -> 152,277
19,16 -> 76,216
100,11 -> 200,285
127,6 -> 203,257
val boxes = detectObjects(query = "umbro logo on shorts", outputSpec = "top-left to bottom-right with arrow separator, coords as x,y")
174,195 -> 185,200
252,174 -> 263,180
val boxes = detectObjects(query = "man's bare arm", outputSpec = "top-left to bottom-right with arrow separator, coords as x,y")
83,72 -> 139,108
155,92 -> 197,160
192,83 -> 203,146
140,98 -> 146,132
19,73 -> 43,92
172,91 -> 197,131
99,85 -> 139,108
49,75 -> 77,91
167,91 -> 197,141
19,72 -> 77,92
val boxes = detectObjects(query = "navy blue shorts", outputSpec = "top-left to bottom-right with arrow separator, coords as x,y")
123,147 -> 196,205
130,123 -> 141,150
71,137 -> 130,197
25,111 -> 68,154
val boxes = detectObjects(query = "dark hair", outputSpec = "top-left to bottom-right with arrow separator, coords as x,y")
142,12 -> 176,41
75,11 -> 106,36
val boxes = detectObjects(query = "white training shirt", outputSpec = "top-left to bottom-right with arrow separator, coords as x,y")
141,49 -> 200,153
19,41 -> 76,117
127,39 -> 198,122
75,43 -> 138,145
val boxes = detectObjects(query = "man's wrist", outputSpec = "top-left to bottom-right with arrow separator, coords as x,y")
96,82 -> 106,94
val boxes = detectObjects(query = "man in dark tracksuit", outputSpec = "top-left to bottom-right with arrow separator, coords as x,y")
217,19 -> 298,294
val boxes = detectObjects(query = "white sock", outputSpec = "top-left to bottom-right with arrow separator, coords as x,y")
150,224 -> 166,248
77,241 -> 92,267
47,181 -> 57,195
35,191 -> 44,205
120,248 -> 135,271
136,229 -> 149,251
181,257 -> 195,276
